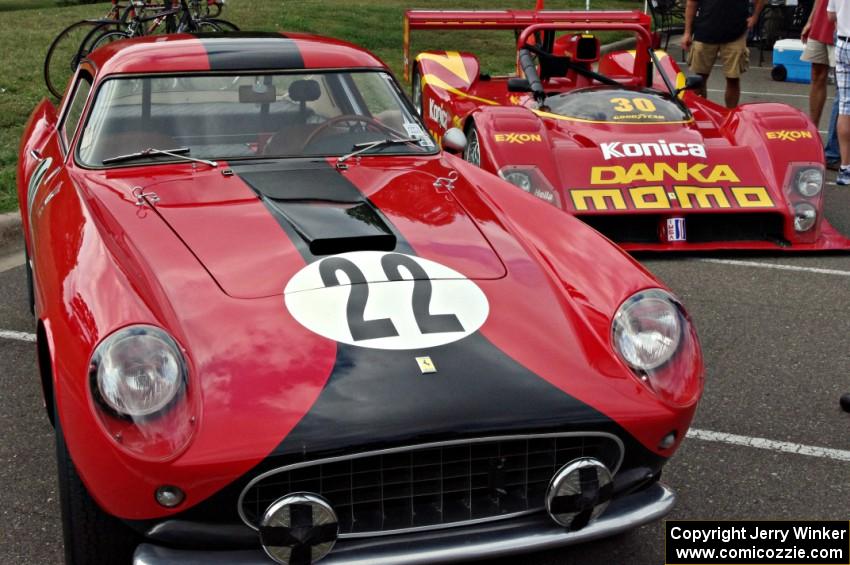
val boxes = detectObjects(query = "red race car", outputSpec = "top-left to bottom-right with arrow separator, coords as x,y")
405,6 -> 850,251
19,32 -> 702,564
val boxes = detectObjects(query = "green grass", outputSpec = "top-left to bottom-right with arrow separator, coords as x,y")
0,0 -> 637,213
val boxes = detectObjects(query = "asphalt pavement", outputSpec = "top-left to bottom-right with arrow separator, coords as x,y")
2,42 -> 850,565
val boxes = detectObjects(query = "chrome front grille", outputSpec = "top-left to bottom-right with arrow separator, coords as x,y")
238,433 -> 623,537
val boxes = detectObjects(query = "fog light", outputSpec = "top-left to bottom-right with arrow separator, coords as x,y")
545,458 -> 613,531
155,485 -> 185,508
659,432 -> 677,450
793,202 -> 817,231
260,493 -> 338,565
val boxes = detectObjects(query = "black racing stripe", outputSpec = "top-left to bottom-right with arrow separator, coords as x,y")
231,158 -> 663,460
196,34 -> 304,71
233,160 -> 411,259
144,159 -> 667,528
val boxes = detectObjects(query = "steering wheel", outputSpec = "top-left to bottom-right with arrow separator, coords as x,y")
302,114 -> 400,149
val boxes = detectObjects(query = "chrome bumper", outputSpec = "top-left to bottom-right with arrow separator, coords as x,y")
133,482 -> 674,565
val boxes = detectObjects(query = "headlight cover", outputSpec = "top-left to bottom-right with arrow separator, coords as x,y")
502,170 -> 533,192
795,167 -> 823,197
612,289 -> 703,407
613,290 -> 681,371
92,326 -> 186,417
793,202 -> 817,231
89,325 -> 196,460
497,166 -> 562,208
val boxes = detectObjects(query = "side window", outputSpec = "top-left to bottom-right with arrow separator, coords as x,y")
61,76 -> 92,150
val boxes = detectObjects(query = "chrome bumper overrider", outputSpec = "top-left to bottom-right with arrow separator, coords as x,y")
133,482 -> 674,565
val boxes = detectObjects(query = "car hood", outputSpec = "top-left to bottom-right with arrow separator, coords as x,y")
137,157 -> 507,298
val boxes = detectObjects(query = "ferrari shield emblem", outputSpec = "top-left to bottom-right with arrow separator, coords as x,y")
416,356 -> 437,374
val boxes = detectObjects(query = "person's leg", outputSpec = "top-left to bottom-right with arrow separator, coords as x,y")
809,62 -> 829,124
801,39 -> 831,123
825,89 -> 840,164
725,77 -> 741,107
720,33 -> 749,108
839,114 -> 850,166
687,41 -> 717,98
697,73 -> 710,98
834,39 -> 850,183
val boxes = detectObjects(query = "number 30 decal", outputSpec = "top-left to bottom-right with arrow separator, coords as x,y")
610,97 -> 657,113
285,251 -> 489,350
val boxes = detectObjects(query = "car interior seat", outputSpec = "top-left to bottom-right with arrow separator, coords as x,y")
264,79 -> 322,156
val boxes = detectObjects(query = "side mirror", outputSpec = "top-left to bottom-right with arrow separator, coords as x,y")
676,75 -> 704,95
507,77 -> 532,93
441,127 -> 467,154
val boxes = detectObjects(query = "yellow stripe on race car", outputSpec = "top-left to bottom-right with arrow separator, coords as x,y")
417,51 -> 471,84
421,74 -> 500,105
532,108 -> 693,125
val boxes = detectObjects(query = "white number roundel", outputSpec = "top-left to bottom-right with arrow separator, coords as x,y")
284,251 -> 490,350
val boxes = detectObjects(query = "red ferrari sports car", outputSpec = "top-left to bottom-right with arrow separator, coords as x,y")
405,6 -> 850,251
19,32 -> 702,564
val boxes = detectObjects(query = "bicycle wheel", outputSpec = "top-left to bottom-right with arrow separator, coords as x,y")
88,30 -> 131,53
44,20 -> 112,99
202,17 -> 239,31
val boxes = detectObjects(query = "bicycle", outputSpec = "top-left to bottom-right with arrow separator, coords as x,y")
44,0 -> 238,98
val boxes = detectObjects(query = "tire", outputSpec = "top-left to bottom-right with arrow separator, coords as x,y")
44,20 -> 112,99
25,247 -> 34,316
771,64 -> 787,82
411,64 -> 423,116
88,30 -> 131,53
56,410 -> 140,565
463,123 -> 481,167
198,21 -> 222,32
203,17 -> 239,31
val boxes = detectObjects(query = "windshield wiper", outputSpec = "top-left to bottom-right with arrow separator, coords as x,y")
102,147 -> 218,167
337,138 -> 421,168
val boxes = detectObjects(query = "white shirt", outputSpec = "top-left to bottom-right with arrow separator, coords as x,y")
828,0 -> 850,37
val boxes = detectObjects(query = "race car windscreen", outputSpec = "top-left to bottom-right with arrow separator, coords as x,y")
543,88 -> 689,123
77,71 -> 435,167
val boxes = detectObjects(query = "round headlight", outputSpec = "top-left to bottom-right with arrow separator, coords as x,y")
612,290 -> 682,372
793,202 -> 817,231
503,171 -> 533,192
796,168 -> 823,197
91,326 -> 186,418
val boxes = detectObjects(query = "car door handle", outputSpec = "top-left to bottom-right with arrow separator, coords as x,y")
29,149 -> 42,160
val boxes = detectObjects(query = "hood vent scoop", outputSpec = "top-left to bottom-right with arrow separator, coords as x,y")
236,164 -> 397,256
267,199 -> 396,255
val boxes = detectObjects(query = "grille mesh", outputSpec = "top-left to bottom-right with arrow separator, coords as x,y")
579,213 -> 788,245
240,434 -> 622,536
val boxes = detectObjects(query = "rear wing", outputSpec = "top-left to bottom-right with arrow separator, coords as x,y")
403,8 -> 653,80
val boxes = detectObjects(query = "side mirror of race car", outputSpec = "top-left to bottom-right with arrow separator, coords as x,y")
442,128 -> 467,154
675,75 -> 704,96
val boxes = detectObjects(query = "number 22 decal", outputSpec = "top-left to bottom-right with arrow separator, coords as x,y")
285,251 -> 489,350
319,254 -> 465,341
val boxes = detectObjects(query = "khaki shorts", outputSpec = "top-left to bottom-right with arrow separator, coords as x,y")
801,38 -> 835,67
688,33 -> 749,78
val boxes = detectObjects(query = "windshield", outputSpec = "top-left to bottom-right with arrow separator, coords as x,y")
545,88 -> 690,123
77,71 -> 435,167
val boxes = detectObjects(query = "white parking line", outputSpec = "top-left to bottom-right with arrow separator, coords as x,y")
2,325 -> 850,463
696,258 -> 850,277
688,428 -> 850,463
0,250 -> 25,273
0,329 -> 35,343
